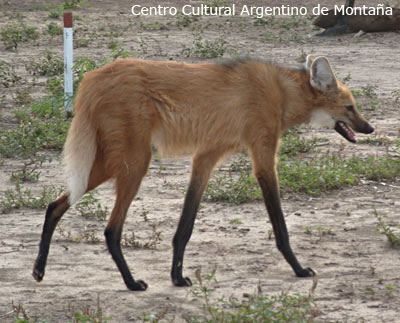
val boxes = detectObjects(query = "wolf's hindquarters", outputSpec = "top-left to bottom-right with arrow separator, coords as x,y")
63,112 -> 97,205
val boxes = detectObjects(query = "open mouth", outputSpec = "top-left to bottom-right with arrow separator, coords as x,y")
334,121 -> 356,143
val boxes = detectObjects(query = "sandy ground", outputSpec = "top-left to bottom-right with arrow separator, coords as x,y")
1,0 -> 400,322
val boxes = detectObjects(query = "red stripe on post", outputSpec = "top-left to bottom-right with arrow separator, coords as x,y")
64,12 -> 73,28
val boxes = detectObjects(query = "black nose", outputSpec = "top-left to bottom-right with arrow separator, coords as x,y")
366,125 -> 374,134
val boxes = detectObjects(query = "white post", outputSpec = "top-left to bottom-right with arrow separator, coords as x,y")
64,12 -> 73,116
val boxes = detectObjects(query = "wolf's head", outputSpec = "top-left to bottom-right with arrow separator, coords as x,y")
306,55 -> 374,143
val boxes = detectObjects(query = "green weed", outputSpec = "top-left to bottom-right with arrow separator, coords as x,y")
188,268 -> 318,322
0,60 -> 21,87
204,155 -> 260,205
63,0 -> 90,10
229,218 -> 243,225
184,35 -> 227,59
279,130 -> 326,157
75,191 -> 108,221
374,210 -> 400,249
0,23 -> 39,50
26,50 -> 64,77
205,152 -> 400,204
176,13 -> 200,28
75,39 -> 90,48
46,22 -> 63,36
121,224 -> 162,249
66,294 -> 110,322
47,5 -> 64,18
0,183 -> 61,214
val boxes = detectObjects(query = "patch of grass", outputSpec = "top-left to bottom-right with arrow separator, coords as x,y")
0,98 -> 69,157
0,60 -> 21,88
75,191 -> 108,221
75,38 -> 90,48
65,294 -> 110,322
184,35 -> 227,59
205,168 -> 260,205
304,225 -> 335,243
14,89 -> 33,106
57,222 -> 101,244
188,268 -> 318,322
0,183 -> 61,214
110,44 -> 132,60
361,84 -> 378,98
229,218 -> 243,225
374,209 -> 400,249
0,97 -> 69,181
204,153 -> 260,205
11,302 -> 30,323
280,154 -> 400,196
358,135 -> 392,147
279,129 -> 326,157
140,21 -> 169,31
26,50 -> 64,77
205,152 -> 400,204
46,22 -> 63,36
176,13 -> 200,28
0,23 -> 39,50
63,0 -> 89,10
205,0 -> 229,8
47,5 -> 64,18
121,224 -> 162,249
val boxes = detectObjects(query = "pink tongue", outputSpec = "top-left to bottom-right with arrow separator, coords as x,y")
341,122 -> 356,141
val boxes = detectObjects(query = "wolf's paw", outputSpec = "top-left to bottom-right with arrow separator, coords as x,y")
127,279 -> 148,291
297,267 -> 316,277
172,276 -> 192,287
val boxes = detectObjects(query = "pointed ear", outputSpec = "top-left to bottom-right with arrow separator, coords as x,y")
305,55 -> 315,71
310,57 -> 338,92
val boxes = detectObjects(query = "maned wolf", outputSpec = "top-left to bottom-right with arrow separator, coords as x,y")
33,55 -> 374,290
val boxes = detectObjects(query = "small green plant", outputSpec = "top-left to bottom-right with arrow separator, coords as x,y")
205,0 -> 229,11
189,268 -> 318,322
63,0 -> 89,10
11,165 -> 41,183
361,84 -> 378,98
253,17 -> 269,26
66,294 -> 110,322
11,302 -> 30,323
75,191 -> 108,221
75,38 -> 89,47
358,135 -> 391,147
0,183 -> 61,214
369,265 -> 376,275
184,35 -> 227,59
204,167 -> 261,205
47,5 -> 64,18
110,44 -> 132,60
0,60 -> 21,87
176,13 -> 200,28
46,22 -> 63,36
385,284 -> 396,297
121,224 -> 162,249
57,222 -> 101,243
305,226 -> 312,235
374,210 -> 400,249
0,23 -> 39,50
26,50 -> 64,76
279,129 -> 326,157
229,218 -> 243,225
14,89 -> 33,106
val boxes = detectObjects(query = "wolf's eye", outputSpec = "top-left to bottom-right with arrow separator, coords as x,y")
346,105 -> 354,112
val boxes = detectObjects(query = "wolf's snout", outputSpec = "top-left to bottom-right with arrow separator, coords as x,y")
362,124 -> 374,134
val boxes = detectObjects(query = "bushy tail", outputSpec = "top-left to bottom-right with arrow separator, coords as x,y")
63,109 -> 96,206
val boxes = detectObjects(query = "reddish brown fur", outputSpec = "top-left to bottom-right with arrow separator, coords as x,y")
34,57 -> 374,290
